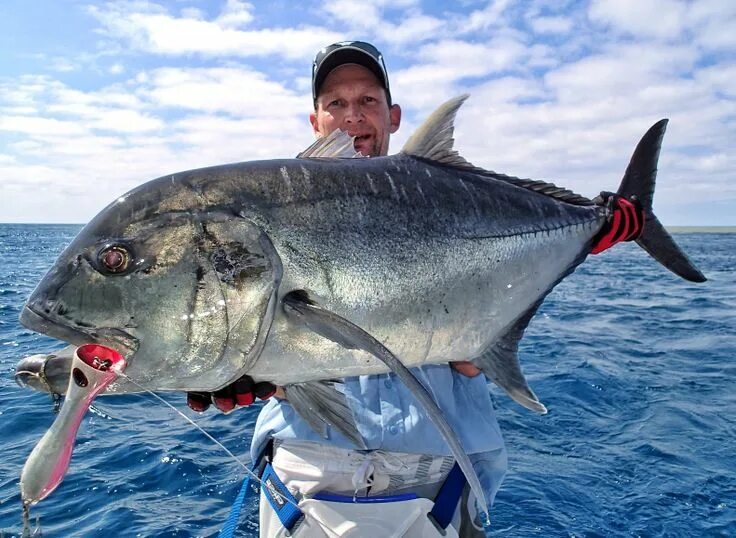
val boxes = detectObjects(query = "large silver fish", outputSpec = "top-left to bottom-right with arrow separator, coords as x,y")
16,96 -> 705,514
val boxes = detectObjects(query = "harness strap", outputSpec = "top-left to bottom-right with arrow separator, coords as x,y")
428,463 -> 466,530
218,474 -> 253,538
218,442 -> 271,538
223,455 -> 469,534
261,463 -> 303,532
312,491 -> 419,503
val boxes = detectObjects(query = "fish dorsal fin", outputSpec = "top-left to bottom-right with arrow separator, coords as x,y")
298,128 -> 365,159
401,94 -> 474,169
402,95 -> 595,207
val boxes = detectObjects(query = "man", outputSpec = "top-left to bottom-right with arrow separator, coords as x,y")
190,41 -> 507,537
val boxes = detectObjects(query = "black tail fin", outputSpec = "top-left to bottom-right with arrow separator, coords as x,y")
617,119 -> 706,282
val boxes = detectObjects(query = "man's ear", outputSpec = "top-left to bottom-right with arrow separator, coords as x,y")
389,104 -> 401,134
309,111 -> 321,136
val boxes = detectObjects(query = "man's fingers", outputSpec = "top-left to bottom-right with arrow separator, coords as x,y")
235,392 -> 255,406
232,376 -> 255,405
187,392 -> 211,412
213,385 -> 236,412
188,376 -> 274,412
450,361 -> 482,377
254,382 -> 277,400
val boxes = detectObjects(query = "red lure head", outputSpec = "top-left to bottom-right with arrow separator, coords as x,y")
76,344 -> 125,372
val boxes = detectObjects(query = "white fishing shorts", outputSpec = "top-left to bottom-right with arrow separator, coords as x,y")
258,439 -> 486,537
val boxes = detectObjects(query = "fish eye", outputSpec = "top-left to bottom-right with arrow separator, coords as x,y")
97,245 -> 132,274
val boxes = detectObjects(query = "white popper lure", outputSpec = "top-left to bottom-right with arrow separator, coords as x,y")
20,344 -> 125,505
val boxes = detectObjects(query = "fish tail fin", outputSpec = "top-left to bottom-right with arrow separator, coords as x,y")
612,119 -> 706,282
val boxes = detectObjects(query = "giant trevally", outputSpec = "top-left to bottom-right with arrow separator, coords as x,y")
16,96 -> 705,515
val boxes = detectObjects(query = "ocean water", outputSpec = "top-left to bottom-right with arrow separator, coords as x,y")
0,224 -> 734,537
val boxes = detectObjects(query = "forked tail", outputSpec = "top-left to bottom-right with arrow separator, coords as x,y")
611,119 -> 706,282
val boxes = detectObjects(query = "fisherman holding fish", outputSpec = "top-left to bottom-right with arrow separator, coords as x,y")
187,41 -> 508,537
17,28 -> 706,538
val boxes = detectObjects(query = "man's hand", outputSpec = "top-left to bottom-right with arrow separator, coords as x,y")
186,375 -> 277,413
450,361 -> 482,377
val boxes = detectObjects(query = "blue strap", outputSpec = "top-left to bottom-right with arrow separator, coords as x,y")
219,442 -> 272,538
218,474 -> 253,538
261,463 -> 303,531
313,491 -> 418,504
428,463 -> 466,529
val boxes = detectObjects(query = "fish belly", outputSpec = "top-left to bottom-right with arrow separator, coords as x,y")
248,223 -> 592,385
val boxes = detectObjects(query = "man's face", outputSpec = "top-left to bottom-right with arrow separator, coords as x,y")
310,64 -> 401,157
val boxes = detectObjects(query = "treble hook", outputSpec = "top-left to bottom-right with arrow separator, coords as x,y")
21,502 -> 43,537
51,393 -> 63,414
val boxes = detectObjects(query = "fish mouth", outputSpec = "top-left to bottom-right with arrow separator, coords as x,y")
19,305 -> 139,357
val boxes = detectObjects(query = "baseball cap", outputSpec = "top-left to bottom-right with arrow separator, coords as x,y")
312,41 -> 391,106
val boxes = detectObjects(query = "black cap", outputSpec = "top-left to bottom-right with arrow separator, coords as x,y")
312,41 -> 391,106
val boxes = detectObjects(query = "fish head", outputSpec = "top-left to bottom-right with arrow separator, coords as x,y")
20,185 -> 281,393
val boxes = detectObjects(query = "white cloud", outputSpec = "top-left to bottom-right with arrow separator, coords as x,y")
695,64 -> 736,98
378,13 -> 443,44
588,0 -> 687,39
690,2 -> 736,51
216,0 -> 254,28
0,62 -> 318,222
0,115 -> 88,136
463,0 -> 512,32
544,43 -> 698,105
324,0 -> 382,30
530,16 -> 573,34
322,0 -> 442,45
392,37 -> 530,109
142,67 -> 306,118
88,2 -> 341,60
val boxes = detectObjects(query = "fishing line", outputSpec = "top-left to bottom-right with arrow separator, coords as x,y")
116,372 -> 304,515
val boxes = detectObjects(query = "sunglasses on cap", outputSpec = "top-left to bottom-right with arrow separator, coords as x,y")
312,41 -> 391,105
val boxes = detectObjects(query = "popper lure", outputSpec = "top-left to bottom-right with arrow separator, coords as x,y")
20,344 -> 125,506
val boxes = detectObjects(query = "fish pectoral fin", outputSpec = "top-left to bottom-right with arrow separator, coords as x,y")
283,381 -> 366,449
281,291 -> 490,520
474,301 -> 548,414
297,128 -> 366,159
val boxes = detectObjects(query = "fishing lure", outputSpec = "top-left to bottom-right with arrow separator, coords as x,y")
20,344 -> 125,506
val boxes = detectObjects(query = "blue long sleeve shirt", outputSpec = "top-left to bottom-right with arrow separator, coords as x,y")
250,364 -> 507,508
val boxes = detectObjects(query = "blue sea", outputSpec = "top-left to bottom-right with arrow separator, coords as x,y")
1,224 -> 734,537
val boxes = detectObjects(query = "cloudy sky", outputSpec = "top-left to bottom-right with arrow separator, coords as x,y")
1,0 -> 734,224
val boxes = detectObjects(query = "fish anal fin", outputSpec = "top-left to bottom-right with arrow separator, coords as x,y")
475,300 -> 548,414
284,381 -> 365,449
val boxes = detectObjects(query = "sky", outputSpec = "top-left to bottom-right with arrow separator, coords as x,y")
0,0 -> 734,225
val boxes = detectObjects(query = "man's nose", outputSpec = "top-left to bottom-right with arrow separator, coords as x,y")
344,103 -> 364,123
